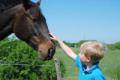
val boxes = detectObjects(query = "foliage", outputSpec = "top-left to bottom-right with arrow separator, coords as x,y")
0,39 -> 65,80
1,38 -> 120,80
63,40 -> 89,47
107,41 -> 120,50
63,40 -> 98,48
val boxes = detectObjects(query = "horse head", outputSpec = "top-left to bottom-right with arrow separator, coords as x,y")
13,1 -> 56,60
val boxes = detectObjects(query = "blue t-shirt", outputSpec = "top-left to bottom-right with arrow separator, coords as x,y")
75,56 -> 106,80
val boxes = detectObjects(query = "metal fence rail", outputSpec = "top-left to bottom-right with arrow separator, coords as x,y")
0,58 -> 63,80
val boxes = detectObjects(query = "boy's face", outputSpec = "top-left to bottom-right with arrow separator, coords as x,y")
79,53 -> 91,64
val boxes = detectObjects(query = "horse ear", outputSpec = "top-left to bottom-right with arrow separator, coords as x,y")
37,0 -> 41,6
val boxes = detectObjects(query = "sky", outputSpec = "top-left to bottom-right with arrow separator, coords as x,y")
33,0 -> 120,43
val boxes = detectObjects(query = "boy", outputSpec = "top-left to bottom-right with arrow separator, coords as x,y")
49,33 -> 106,80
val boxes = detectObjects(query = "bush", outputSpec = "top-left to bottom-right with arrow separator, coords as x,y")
107,42 -> 120,50
0,39 -> 65,80
63,40 -> 97,48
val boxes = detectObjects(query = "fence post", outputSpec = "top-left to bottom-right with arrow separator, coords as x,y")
54,58 -> 62,80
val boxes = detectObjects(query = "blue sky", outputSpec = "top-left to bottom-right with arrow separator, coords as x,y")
33,0 -> 120,43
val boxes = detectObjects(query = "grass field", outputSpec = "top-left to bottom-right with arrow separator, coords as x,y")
54,47 -> 120,80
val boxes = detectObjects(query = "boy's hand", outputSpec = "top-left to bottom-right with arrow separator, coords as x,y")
49,33 -> 58,41
49,33 -> 77,60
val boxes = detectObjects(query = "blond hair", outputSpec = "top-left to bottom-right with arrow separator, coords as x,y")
79,41 -> 105,64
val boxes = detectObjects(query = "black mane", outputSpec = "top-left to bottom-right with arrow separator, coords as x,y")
0,0 -> 32,12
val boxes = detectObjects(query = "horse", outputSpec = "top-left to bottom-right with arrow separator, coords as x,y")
0,0 -> 56,60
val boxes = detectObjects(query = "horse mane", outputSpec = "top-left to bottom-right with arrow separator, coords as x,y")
0,0 -> 32,12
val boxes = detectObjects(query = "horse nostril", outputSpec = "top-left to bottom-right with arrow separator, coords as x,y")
48,48 -> 55,59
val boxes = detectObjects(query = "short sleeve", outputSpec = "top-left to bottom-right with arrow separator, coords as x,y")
75,56 -> 81,67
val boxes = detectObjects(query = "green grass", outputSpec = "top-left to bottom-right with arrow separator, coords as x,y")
101,49 -> 120,80
54,47 -> 120,80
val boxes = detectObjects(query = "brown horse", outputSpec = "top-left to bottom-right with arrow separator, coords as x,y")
0,0 -> 56,60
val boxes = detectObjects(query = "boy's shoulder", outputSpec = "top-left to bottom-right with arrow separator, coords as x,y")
92,66 -> 103,75
92,67 -> 106,80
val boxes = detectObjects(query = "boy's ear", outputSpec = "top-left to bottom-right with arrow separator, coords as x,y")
86,57 -> 91,63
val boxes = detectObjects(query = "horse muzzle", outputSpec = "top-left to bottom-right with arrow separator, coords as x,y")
47,47 -> 56,60
38,46 -> 56,60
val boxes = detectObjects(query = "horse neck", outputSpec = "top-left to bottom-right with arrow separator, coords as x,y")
0,0 -> 22,12
3,4 -> 25,16
0,4 -> 25,32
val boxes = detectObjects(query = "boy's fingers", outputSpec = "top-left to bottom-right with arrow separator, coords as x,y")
49,32 -> 54,37
49,33 -> 53,37
48,32 -> 53,35
49,34 -> 53,37
48,32 -> 57,40
49,33 -> 56,38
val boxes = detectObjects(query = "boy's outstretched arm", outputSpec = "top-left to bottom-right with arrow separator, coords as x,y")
49,33 -> 77,60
